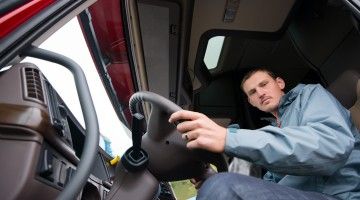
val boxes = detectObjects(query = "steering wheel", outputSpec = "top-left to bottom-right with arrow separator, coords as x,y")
129,91 -> 228,181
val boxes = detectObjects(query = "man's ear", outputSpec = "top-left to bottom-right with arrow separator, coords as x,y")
276,77 -> 285,90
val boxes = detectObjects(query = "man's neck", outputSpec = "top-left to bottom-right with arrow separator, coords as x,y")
271,111 -> 281,127
271,111 -> 279,118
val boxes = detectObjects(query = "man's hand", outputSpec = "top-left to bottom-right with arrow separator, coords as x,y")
168,110 -> 227,153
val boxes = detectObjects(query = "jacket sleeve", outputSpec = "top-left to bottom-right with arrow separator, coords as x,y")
225,85 -> 355,176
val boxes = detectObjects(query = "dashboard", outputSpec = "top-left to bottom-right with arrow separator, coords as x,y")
0,62 -> 114,199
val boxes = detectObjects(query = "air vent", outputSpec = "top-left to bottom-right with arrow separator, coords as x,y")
24,67 -> 45,103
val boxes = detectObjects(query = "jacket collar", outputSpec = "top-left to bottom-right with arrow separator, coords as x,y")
278,84 -> 305,116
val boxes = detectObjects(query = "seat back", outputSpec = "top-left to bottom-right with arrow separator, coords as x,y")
327,70 -> 360,130
350,80 -> 360,129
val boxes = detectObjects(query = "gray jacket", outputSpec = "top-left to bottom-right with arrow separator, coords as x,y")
225,84 -> 360,199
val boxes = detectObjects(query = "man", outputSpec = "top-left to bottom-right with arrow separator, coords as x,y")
168,68 -> 360,200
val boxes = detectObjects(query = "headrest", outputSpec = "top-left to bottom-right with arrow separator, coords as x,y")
327,70 -> 360,109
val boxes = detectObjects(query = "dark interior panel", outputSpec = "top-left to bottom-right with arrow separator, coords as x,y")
321,29 -> 360,84
288,2 -> 353,68
195,74 -> 238,120
0,63 -> 113,199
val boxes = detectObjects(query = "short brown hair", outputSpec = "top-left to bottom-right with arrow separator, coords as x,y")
240,68 -> 277,90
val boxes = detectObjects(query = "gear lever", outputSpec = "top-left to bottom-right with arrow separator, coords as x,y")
121,113 -> 149,172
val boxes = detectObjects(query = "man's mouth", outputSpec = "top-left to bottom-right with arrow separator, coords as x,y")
261,97 -> 271,105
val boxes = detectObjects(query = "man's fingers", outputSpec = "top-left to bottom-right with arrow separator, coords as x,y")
182,133 -> 189,140
182,129 -> 201,141
177,120 -> 204,132
169,110 -> 203,123
186,139 -> 200,149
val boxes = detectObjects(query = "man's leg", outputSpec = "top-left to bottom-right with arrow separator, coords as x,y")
197,173 -> 336,200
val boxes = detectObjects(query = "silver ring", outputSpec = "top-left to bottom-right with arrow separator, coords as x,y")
184,134 -> 189,141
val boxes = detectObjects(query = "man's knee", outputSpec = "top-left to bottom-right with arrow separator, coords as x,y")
199,172 -> 234,191
197,172 -> 257,200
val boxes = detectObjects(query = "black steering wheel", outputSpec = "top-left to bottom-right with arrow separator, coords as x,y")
129,91 -> 228,181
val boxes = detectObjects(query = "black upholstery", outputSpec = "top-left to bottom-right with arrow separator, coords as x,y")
327,70 -> 360,129
327,70 -> 360,109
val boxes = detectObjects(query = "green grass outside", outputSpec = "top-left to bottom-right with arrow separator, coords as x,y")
170,180 -> 197,200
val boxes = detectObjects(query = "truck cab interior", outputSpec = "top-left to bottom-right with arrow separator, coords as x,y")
0,0 -> 359,199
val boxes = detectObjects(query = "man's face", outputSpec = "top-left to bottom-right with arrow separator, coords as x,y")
242,71 -> 285,114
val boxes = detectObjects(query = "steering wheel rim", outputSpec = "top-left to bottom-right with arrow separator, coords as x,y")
129,91 -> 228,180
129,91 -> 182,116
25,47 -> 99,200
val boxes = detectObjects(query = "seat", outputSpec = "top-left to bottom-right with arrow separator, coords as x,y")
327,70 -> 360,129
350,80 -> 360,129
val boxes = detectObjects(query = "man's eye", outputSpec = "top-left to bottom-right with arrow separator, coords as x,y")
248,90 -> 255,95
260,82 -> 268,87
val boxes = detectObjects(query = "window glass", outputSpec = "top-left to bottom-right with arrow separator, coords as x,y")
203,36 -> 225,70
23,18 -> 132,157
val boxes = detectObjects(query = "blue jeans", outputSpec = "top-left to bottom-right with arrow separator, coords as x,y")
196,173 -> 337,200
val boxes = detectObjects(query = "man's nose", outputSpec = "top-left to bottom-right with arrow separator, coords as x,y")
257,88 -> 266,97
